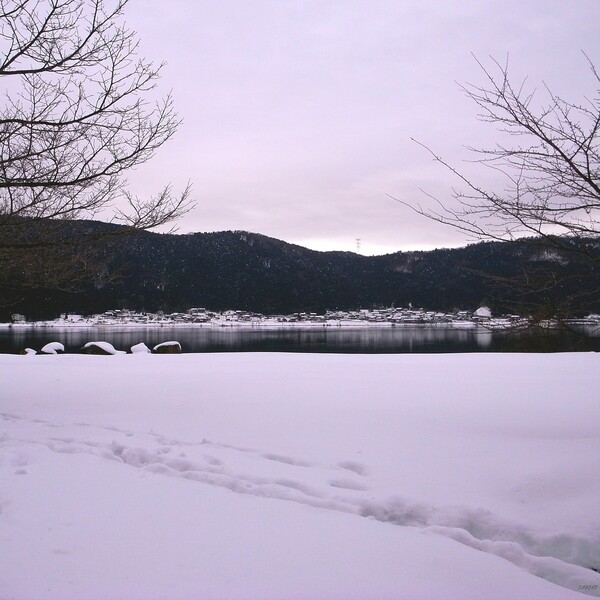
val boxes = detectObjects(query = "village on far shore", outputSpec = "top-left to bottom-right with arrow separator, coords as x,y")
4,305 -> 600,329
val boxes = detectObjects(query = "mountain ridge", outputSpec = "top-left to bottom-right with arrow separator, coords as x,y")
2,220 -> 598,320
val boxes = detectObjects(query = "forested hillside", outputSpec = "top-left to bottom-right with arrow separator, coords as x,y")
2,221 -> 598,320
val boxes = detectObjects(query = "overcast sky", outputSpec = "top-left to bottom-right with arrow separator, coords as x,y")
124,0 -> 599,255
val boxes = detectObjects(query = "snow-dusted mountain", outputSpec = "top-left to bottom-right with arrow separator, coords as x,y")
2,220 -> 598,320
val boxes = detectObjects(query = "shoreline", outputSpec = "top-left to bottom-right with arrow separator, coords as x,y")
2,318 -> 599,332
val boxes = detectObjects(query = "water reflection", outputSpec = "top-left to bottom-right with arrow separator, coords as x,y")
1,324 -> 598,354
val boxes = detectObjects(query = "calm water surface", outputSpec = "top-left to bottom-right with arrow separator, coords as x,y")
1,325 -> 599,354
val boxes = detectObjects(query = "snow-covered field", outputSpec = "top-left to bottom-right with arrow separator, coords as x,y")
1,352 -> 599,600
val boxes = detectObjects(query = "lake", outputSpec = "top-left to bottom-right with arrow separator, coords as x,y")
1,324 -> 599,354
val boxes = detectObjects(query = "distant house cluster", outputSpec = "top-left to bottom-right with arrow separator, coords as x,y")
6,305 -> 522,327
8,306 -> 599,328
70,306 -> 502,326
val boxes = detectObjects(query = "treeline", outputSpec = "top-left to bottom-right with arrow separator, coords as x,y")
2,221 -> 599,320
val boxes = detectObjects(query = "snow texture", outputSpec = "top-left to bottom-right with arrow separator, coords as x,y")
0,352 -> 599,600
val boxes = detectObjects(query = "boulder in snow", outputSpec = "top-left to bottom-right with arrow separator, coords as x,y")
82,341 -> 125,355
152,341 -> 182,354
130,342 -> 151,354
40,342 -> 65,355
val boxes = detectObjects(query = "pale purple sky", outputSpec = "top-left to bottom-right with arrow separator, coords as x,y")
124,0 -> 599,255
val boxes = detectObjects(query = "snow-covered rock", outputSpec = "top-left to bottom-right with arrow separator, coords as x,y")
130,342 -> 151,354
40,341 -> 65,354
82,341 -> 125,355
152,341 -> 182,354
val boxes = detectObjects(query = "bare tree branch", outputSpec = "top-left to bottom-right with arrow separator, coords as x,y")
0,0 -> 193,302
399,54 -> 600,323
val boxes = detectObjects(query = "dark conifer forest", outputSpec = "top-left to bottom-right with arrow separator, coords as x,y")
2,221 -> 598,321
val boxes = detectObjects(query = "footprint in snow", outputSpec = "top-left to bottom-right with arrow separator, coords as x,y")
262,453 -> 313,467
337,461 -> 370,476
329,478 -> 368,491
